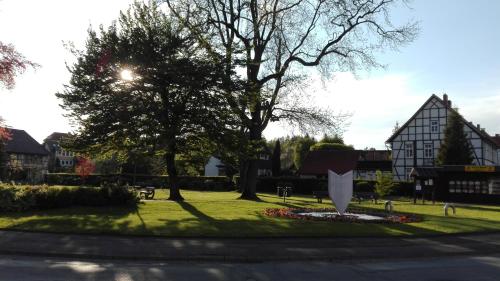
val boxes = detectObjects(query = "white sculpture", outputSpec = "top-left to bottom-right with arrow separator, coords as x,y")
328,170 -> 353,216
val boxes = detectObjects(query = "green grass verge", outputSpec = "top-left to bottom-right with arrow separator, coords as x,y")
1,189 -> 499,237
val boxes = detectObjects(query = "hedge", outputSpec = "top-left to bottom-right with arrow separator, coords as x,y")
0,184 -> 138,212
45,173 -> 235,191
234,176 -> 414,196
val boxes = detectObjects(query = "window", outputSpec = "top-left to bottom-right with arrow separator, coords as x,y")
424,143 -> 433,158
405,142 -> 414,158
405,167 -> 413,180
430,120 -> 439,133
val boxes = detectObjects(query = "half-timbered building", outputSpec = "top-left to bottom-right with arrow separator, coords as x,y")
2,129 -> 49,183
387,94 -> 500,181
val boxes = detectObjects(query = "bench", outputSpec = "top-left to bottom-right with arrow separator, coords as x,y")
312,190 -> 329,203
139,187 -> 155,200
353,192 -> 378,204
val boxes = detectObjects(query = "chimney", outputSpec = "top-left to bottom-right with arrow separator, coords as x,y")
442,93 -> 452,108
477,124 -> 481,130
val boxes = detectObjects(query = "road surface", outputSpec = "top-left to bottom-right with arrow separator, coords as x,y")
0,254 -> 499,281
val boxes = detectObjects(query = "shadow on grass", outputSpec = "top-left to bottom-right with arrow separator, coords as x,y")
3,199 -> 500,238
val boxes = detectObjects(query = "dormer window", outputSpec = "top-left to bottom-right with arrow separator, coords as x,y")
430,120 -> 439,133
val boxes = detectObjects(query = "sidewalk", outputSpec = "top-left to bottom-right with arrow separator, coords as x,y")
0,230 -> 499,262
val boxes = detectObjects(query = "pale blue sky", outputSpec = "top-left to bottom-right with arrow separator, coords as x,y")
1,0 -> 500,149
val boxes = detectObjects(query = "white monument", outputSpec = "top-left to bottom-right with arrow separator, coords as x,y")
328,170 -> 353,215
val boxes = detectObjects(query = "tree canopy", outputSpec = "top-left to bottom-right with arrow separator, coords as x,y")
166,0 -> 418,199
0,41 -> 39,89
57,2 -> 230,200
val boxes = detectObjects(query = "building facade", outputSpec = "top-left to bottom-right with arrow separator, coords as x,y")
2,129 -> 49,183
387,94 -> 500,181
43,132 -> 76,172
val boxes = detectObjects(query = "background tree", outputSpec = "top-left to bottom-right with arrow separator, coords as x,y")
75,156 -> 96,186
293,135 -> 317,170
437,110 -> 474,165
57,2 -> 228,201
166,0 -> 418,199
271,140 -> 281,176
0,41 -> 39,89
320,134 -> 344,144
374,170 -> 395,198
1,42 -> 37,177
311,133 -> 353,151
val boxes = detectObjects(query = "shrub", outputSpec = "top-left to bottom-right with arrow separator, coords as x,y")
309,143 -> 354,151
0,184 -> 138,212
374,170 -> 395,198
354,180 -> 374,192
45,173 -> 234,190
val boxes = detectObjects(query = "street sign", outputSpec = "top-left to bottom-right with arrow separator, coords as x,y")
464,166 -> 495,173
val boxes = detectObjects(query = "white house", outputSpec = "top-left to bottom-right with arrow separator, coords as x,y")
204,156 -> 224,176
386,94 -> 500,181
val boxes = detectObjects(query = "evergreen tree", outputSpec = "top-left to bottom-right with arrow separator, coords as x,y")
437,111 -> 474,165
272,140 -> 281,176
56,2 -> 229,201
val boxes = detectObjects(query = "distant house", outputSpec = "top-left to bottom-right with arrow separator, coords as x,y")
298,150 -> 360,178
355,150 -> 392,180
204,152 -> 273,177
204,156 -> 225,176
298,150 -> 391,180
2,129 -> 49,183
43,132 -> 76,172
386,94 -> 500,181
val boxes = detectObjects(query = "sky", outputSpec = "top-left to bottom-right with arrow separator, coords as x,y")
1,0 -> 500,150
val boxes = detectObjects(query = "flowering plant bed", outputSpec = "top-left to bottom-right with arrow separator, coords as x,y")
264,207 -> 422,224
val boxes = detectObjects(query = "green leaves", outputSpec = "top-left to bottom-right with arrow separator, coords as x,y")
437,111 -> 474,165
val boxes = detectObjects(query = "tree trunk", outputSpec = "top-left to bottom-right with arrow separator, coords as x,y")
239,122 -> 262,201
165,152 -> 183,201
239,159 -> 259,200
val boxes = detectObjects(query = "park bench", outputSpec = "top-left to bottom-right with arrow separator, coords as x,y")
139,186 -> 155,200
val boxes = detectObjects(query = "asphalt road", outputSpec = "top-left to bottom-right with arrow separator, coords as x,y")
0,254 -> 499,281
2,230 -> 500,262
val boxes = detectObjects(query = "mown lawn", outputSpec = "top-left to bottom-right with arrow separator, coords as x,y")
1,189 -> 499,237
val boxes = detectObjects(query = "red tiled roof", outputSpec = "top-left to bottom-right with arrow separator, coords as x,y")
299,150 -> 360,175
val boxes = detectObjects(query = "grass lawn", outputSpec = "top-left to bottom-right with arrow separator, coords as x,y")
1,189 -> 499,237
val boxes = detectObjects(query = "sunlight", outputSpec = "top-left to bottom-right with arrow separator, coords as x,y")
120,69 -> 134,81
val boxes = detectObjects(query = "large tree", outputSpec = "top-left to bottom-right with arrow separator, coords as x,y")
437,110 -> 474,165
166,0 -> 418,199
0,41 -> 39,90
57,2 -> 229,200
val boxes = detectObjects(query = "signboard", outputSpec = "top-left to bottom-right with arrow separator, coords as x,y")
464,166 -> 495,173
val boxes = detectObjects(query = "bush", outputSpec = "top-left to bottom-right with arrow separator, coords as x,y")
374,171 -> 395,198
354,180 -> 374,192
45,173 -> 235,191
0,184 -> 138,212
309,143 -> 354,151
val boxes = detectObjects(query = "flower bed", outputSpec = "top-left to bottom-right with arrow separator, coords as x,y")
264,207 -> 422,224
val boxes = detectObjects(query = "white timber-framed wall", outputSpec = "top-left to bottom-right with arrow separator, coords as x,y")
387,94 -> 499,181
